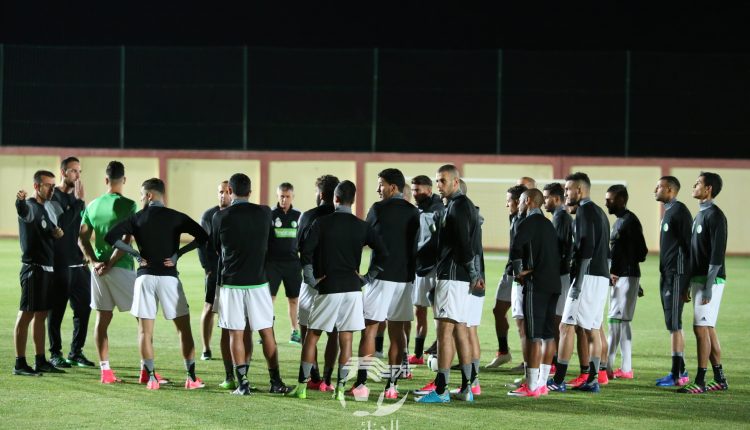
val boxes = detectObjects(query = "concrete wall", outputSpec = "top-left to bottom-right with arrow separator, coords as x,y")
2,148 -> 749,254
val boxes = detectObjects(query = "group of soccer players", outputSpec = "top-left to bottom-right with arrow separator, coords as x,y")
12,157 -> 729,401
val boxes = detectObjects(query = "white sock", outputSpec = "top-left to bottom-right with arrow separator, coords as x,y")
539,364 -> 551,386
621,321 -> 633,372
608,321 -> 621,368
528,368 -> 540,391
100,361 -> 110,371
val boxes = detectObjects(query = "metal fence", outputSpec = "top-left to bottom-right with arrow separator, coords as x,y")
1,45 -> 748,157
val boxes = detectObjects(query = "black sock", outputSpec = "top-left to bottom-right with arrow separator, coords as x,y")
223,360 -> 234,380
356,369 -> 368,386
323,367 -> 334,385
586,362 -> 597,383
297,364 -> 306,384
268,368 -> 281,384
553,362 -> 568,385
671,356 -> 681,380
712,364 -> 725,383
552,354 -> 558,366
35,354 -> 46,366
187,362 -> 196,380
415,337 -> 425,358
435,371 -> 447,395
580,365 -> 590,375
235,364 -> 249,385
310,365 -> 322,383
425,340 -> 437,355
499,336 -> 509,354
696,367 -> 707,386
680,356 -> 686,374
460,366 -> 470,391
375,335 -> 384,354
15,356 -> 27,369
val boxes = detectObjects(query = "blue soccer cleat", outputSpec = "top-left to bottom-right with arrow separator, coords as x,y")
656,371 -> 689,387
415,390 -> 450,403
546,378 -> 566,392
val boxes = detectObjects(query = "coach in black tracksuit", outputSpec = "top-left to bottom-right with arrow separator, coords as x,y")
268,202 -> 302,300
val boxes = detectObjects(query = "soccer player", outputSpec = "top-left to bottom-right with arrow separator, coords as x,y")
680,172 -> 729,394
352,168 -> 419,400
548,172 -> 610,393
197,180 -> 230,361
417,164 -> 483,403
267,182 -> 303,345
46,157 -> 95,369
212,173 -> 290,395
105,178 -> 208,390
542,182 -> 573,374
13,170 -> 65,376
517,177 -> 536,189
408,175 -> 444,365
78,160 -> 140,384
296,174 -> 341,392
604,185 -> 648,379
508,189 -> 561,397
653,175 -> 692,387
288,180 -> 388,401
487,184 -> 527,369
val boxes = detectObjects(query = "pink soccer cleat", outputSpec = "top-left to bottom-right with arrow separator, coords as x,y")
613,368 -> 634,379
100,369 -> 121,384
185,377 -> 206,389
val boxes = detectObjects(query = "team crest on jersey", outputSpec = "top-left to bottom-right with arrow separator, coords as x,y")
291,220 -> 298,228
697,224 -> 703,234
41,219 -> 47,229
274,217 -> 282,227
662,223 -> 669,232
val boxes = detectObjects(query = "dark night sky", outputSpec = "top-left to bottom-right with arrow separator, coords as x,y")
2,3 -> 750,51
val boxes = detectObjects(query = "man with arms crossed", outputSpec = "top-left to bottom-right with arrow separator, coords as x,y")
13,170 -> 64,376
417,165 -> 483,403
212,173 -> 290,395
605,184 -> 648,379
654,176 -> 692,387
105,178 -> 207,390
680,172 -> 729,394
548,172 -> 610,393
288,180 -> 388,401
47,157 -> 95,369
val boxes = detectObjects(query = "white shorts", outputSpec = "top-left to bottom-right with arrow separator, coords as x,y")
130,275 -> 189,320
308,292 -> 365,333
363,279 -> 414,322
556,275 -> 571,316
561,275 -> 608,330
297,282 -> 318,327
692,282 -> 725,327
511,281 -> 524,319
413,271 -> 436,307
466,295 -> 485,328
608,276 -> 640,321
433,279 -> 470,323
218,285 -> 274,331
90,267 -> 135,312
495,273 -> 512,302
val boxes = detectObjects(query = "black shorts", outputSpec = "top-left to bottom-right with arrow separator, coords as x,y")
267,260 -> 302,298
660,272 -> 687,331
523,289 -> 559,340
20,264 -> 53,312
205,272 -> 218,305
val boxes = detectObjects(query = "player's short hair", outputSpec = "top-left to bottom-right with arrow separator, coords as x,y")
700,171 -> 723,197
60,156 -> 80,172
659,175 -> 681,191
543,182 -> 564,200
378,168 -> 406,192
525,188 -> 544,207
507,184 -> 527,201
335,180 -> 356,205
229,173 -> 252,197
607,184 -> 629,203
459,179 -> 468,194
316,175 -> 340,202
565,172 -> 591,189
437,164 -> 460,179
106,161 -> 125,180
33,170 -> 55,184
411,175 -> 432,187
142,178 -> 165,195
518,176 -> 536,189
278,182 -> 294,192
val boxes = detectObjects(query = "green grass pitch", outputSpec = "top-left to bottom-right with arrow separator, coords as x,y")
0,238 -> 747,429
